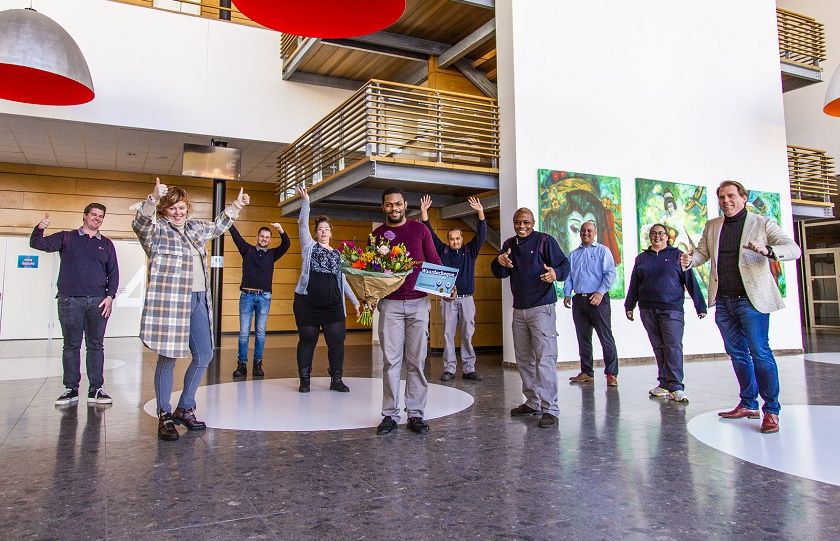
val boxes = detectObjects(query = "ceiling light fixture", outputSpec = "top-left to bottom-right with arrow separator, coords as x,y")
0,8 -> 94,105
234,0 -> 406,39
824,66 -> 840,117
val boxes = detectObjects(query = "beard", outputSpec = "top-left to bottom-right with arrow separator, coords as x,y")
385,212 -> 404,225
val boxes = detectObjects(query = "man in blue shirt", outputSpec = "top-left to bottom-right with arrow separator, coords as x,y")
492,208 -> 570,428
420,195 -> 487,382
30,205 -> 119,406
563,221 -> 619,386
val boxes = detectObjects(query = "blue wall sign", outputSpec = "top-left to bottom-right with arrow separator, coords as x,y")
17,255 -> 39,269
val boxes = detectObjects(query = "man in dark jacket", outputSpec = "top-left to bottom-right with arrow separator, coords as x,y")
229,223 -> 290,378
420,195 -> 487,382
492,208 -> 570,428
30,204 -> 119,406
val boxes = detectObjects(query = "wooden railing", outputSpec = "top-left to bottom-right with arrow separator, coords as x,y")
777,7 -> 826,69
281,34 -> 306,60
788,145 -> 837,202
110,0 -> 263,28
276,80 -> 500,200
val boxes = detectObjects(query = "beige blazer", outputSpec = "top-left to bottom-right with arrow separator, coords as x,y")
690,212 -> 801,313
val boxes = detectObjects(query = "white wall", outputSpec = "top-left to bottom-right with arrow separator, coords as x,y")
0,0 -> 353,143
777,0 -> 840,158
497,0 -> 801,362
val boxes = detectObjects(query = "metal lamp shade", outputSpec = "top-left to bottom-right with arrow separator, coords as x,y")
824,64 -> 840,117
0,8 -> 94,105
234,0 -> 406,38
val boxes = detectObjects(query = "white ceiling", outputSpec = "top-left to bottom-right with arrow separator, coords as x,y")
0,113 -> 284,183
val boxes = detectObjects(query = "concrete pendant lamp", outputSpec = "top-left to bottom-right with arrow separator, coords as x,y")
234,0 -> 406,38
0,8 -> 94,105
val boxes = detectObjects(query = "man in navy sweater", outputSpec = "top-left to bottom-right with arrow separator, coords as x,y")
625,223 -> 707,403
30,204 -> 119,406
420,195 -> 487,382
492,208 -> 570,428
229,223 -> 290,378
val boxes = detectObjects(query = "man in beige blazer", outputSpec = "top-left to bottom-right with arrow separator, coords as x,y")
681,180 -> 800,434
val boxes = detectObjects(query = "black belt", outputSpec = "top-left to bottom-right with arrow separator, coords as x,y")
241,288 -> 264,293
574,293 -> 595,297
456,294 -> 472,298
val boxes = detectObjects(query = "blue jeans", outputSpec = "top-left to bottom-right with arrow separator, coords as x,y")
56,295 -> 109,391
238,291 -> 271,363
640,308 -> 685,391
155,292 -> 214,413
714,296 -> 780,414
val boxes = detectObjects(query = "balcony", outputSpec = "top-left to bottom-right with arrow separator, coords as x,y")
788,145 -> 837,220
111,0 -> 264,27
777,7 -> 826,92
275,80 -> 499,223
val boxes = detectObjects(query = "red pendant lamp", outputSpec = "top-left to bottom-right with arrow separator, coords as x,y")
234,0 -> 406,38
0,8 -> 94,106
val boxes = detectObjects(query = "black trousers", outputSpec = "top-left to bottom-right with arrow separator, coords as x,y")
296,321 -> 346,377
571,295 -> 619,376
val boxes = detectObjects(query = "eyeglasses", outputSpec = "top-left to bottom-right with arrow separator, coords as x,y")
316,228 -> 331,232
649,231 -> 668,237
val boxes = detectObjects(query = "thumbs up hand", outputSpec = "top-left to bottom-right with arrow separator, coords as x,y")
497,247 -> 513,268
234,187 -> 250,209
38,212 -> 50,230
540,263 -> 556,283
151,177 -> 168,203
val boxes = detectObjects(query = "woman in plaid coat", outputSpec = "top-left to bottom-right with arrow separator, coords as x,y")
133,178 -> 249,441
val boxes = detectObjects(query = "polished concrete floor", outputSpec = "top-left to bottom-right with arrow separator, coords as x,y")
1,331 -> 839,540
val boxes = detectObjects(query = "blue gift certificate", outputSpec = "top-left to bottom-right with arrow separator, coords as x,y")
414,262 -> 459,297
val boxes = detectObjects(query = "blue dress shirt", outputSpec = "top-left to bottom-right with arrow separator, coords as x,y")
563,241 -> 616,296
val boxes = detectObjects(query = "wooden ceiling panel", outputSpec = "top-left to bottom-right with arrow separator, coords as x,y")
387,0 -> 495,45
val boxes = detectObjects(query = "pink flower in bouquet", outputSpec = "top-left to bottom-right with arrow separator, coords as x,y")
377,245 -> 390,256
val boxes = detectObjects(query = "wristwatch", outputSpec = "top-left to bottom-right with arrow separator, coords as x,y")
765,245 -> 775,259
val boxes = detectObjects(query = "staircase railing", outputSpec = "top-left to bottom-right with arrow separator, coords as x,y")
276,80 -> 500,201
788,145 -> 837,202
777,7 -> 826,70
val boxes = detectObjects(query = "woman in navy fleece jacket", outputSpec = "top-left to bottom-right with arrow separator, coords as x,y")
625,223 -> 707,403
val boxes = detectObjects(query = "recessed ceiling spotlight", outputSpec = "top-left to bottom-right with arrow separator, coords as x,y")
156,155 -> 167,159
126,152 -> 136,156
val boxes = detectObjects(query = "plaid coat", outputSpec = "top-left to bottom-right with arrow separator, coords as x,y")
132,199 -> 236,358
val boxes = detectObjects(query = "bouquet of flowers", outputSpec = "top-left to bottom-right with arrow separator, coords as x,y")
340,232 -> 416,326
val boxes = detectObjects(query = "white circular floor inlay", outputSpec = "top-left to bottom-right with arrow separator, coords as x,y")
802,352 -> 840,365
0,357 -> 125,381
688,405 -> 840,486
143,377 -> 474,432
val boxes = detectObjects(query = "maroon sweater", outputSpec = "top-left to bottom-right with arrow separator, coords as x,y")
373,219 -> 441,300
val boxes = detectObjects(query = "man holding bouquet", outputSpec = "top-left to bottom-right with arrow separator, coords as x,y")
374,187 -> 442,436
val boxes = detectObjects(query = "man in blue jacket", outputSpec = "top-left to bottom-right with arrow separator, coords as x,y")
625,223 -> 707,403
492,208 -> 570,428
420,195 -> 487,382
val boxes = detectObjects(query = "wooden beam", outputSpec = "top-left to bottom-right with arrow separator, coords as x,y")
438,20 -> 496,68
450,0 -> 495,9
460,215 -> 501,251
321,38 -> 428,61
398,62 -> 429,86
350,31 -> 448,56
282,37 -> 320,79
454,59 -> 497,98
440,194 -> 499,220
286,72 -> 365,91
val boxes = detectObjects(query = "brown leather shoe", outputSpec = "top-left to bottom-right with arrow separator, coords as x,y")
158,412 -> 179,441
718,405 -> 760,419
172,407 -> 207,431
569,372 -> 594,383
606,374 -> 618,387
760,413 -> 779,433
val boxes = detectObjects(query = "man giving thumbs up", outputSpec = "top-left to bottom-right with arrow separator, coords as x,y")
491,207 -> 569,428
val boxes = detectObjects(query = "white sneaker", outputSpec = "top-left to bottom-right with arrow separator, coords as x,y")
669,390 -> 689,403
648,386 -> 669,398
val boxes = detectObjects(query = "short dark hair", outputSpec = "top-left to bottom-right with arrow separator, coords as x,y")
258,226 -> 271,235
382,187 -> 406,203
314,215 -> 331,228
717,180 -> 748,198
84,203 -> 106,215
